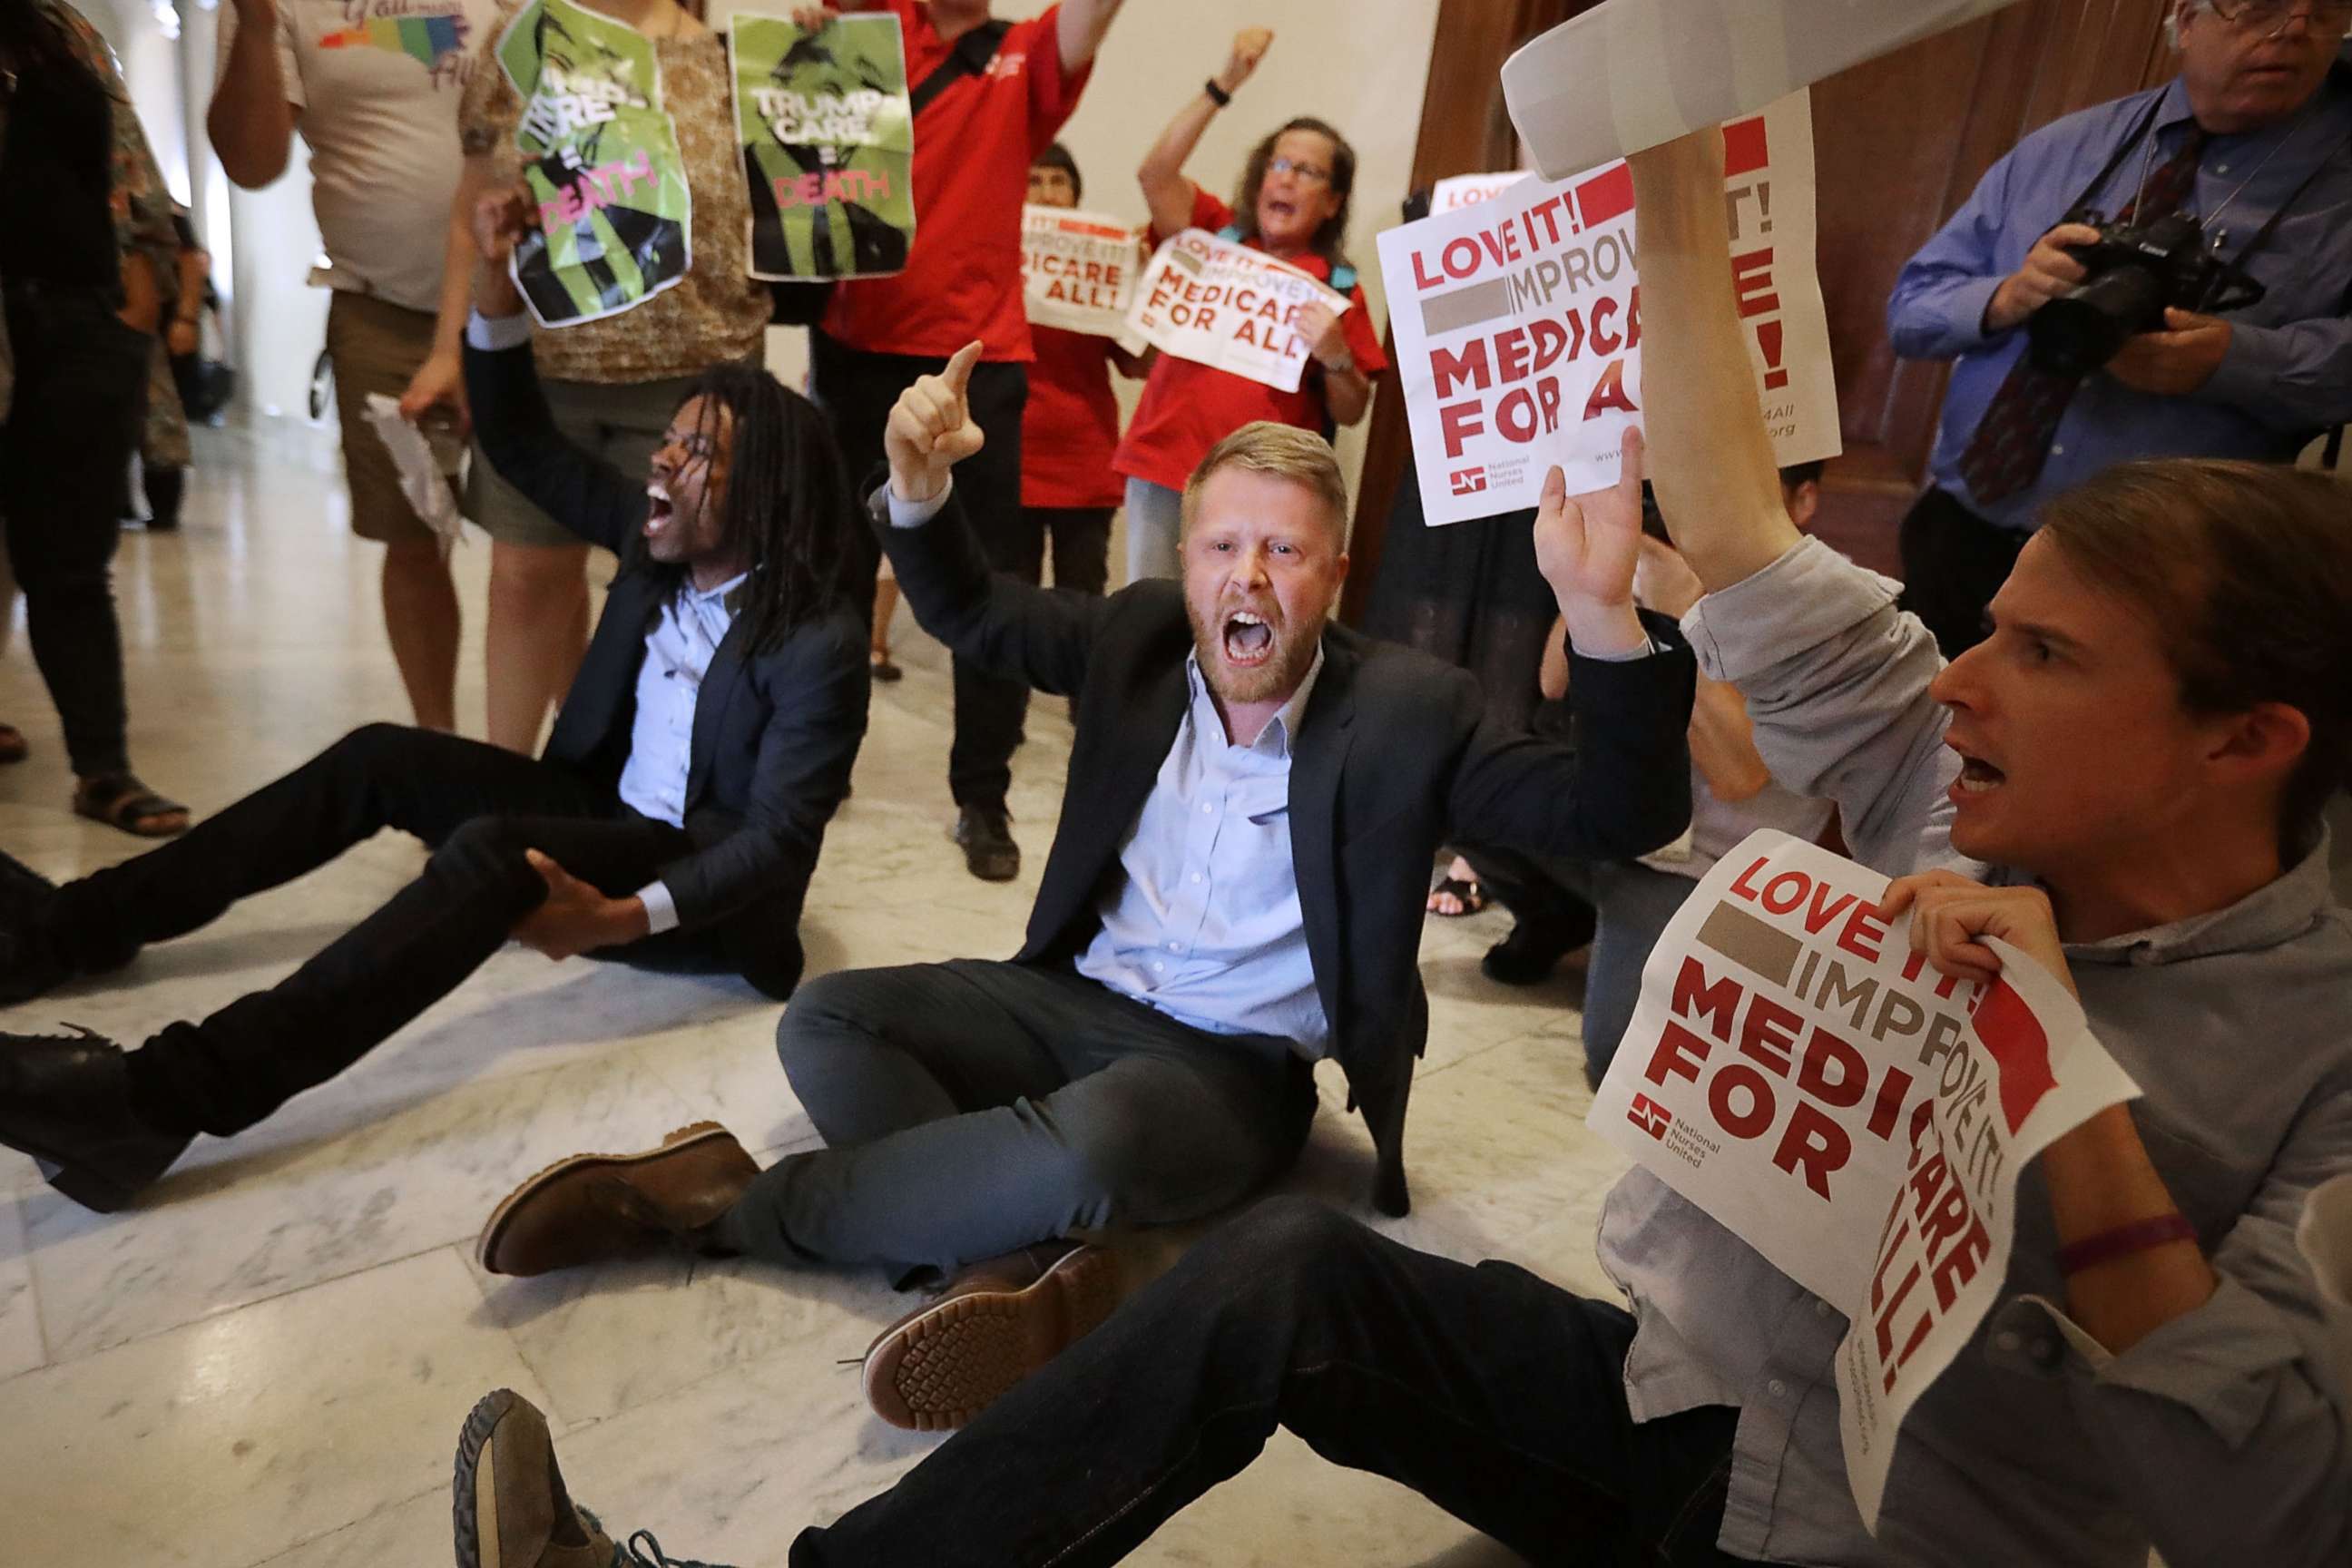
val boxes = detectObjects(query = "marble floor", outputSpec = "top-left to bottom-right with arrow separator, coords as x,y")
0,419 -> 1632,1568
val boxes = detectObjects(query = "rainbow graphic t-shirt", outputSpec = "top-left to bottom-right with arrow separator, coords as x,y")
319,12 -> 469,72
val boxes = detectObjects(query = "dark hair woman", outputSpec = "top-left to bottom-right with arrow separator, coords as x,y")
1118,25 -> 1388,583
0,0 -> 189,832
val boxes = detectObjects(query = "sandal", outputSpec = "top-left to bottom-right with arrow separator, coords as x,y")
0,724 -> 25,765
1427,875 -> 1486,917
870,648 -> 904,683
72,773 -> 191,838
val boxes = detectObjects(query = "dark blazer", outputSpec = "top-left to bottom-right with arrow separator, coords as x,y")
880,485 -> 1696,1214
464,337 -> 868,983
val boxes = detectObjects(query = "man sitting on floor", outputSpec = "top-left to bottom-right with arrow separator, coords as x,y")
446,124 -> 2350,1568
468,347 -> 1696,1434
0,188 -> 871,1213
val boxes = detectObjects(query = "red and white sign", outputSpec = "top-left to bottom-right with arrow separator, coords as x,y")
1377,92 -> 1839,525
1431,172 -> 1530,212
1123,228 -> 1351,395
1590,830 -> 2138,1532
1022,205 -> 1142,340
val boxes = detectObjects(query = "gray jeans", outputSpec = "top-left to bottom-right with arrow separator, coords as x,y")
717,960 -> 1317,1282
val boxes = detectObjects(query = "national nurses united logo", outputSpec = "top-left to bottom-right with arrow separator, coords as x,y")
1449,466 -> 1487,496
1628,1093 -> 1672,1140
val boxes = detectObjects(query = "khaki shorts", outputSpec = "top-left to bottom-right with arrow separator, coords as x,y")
466,370 -> 703,548
326,290 -> 447,545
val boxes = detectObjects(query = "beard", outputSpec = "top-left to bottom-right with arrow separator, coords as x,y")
1187,597 -> 1326,709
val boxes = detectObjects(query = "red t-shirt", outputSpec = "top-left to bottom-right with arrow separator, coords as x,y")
820,1 -> 1091,362
1112,186 -> 1389,494
1023,326 -> 1126,509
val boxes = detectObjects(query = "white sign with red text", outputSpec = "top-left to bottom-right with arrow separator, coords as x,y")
1589,831 -> 2137,1532
1432,172 -> 1530,212
1377,91 -> 1838,524
1124,228 -> 1351,395
1022,205 -> 1143,339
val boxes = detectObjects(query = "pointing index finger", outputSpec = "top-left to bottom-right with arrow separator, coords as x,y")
942,339 -> 985,397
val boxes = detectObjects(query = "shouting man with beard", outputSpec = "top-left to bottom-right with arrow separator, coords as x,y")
474,342 -> 1697,1436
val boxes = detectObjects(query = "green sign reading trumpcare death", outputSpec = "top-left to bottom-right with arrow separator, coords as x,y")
730,12 -> 914,282
496,0 -> 693,327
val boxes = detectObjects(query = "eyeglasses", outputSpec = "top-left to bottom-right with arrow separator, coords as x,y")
1266,155 -> 1333,184
2203,0 -> 2352,35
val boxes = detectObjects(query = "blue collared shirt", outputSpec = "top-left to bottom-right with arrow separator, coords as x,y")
1889,66 -> 2352,531
1073,648 -> 1330,1056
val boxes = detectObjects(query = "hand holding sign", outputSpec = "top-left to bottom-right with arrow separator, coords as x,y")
886,340 -> 987,505
468,183 -> 536,319
1878,873 -> 2075,996
1534,426 -> 1649,657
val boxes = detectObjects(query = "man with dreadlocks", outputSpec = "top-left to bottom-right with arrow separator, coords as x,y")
0,188 -> 871,1215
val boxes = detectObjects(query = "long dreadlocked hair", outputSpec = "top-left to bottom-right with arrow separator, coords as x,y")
657,364 -> 859,653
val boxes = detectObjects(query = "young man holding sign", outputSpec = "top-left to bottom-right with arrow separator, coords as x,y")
444,111 -> 2349,1567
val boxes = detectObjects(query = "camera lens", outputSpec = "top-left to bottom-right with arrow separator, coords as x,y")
2029,267 -> 2165,377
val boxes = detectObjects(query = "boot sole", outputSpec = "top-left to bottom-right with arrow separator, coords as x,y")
453,1388 -> 519,1568
475,1121 -> 739,1276
863,1244 -> 1120,1432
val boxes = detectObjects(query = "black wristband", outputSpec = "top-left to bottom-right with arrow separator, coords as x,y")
1203,78 -> 1231,109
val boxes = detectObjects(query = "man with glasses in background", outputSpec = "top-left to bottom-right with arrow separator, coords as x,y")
1887,0 -> 2352,656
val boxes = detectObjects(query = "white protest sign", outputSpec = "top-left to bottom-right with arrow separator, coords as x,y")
1432,172 -> 1530,212
1022,206 -> 1143,338
1124,228 -> 1351,395
1378,93 -> 1837,524
1502,0 -> 2025,179
1590,830 -> 2137,1531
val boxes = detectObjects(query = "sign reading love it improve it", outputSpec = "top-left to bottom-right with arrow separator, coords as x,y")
1125,229 -> 1351,394
498,0 -> 693,328
730,12 -> 915,282
1023,206 -> 1142,338
1591,831 -> 2138,1532
1378,92 -> 1838,524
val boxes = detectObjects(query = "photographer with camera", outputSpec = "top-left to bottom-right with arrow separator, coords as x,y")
1889,2 -> 2352,657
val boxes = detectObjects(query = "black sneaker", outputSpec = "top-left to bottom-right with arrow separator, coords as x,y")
953,803 -> 1021,882
1481,905 -> 1599,986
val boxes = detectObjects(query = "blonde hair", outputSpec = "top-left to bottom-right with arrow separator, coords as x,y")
1181,421 -> 1349,542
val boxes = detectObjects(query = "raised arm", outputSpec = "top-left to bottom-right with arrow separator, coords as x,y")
880,343 -> 1111,696
457,190 -> 642,557
400,153 -> 500,433
1623,131 -> 1798,593
1138,26 -> 1270,239
207,0 -> 299,190
1056,0 -> 1127,74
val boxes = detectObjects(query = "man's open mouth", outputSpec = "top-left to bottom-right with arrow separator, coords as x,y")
1953,753 -> 2006,797
646,482 -> 674,532
1222,611 -> 1275,667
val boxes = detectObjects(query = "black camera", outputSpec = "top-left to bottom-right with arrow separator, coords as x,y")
2026,211 -> 2266,377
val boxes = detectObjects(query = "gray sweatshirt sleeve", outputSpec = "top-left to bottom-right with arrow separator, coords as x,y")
1677,537 -> 1966,878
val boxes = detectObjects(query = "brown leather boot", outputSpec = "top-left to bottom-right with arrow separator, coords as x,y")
476,1122 -> 757,1278
861,1240 -> 1121,1432
452,1388 -> 617,1568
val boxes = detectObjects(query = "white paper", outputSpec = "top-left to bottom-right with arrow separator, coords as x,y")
1022,206 -> 1146,346
1589,830 -> 2138,1531
1431,172 -> 1530,213
1377,93 -> 1838,525
362,394 -> 466,554
1123,229 -> 1351,395
1502,0 -> 2025,179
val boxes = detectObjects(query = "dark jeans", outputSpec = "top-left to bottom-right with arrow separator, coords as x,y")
812,329 -> 1033,809
31,724 -> 800,1138
0,281 -> 151,777
1460,845 -> 1700,1089
1896,486 -> 2028,660
715,960 -> 1316,1282
789,1196 -> 1749,1567
1026,504 -> 1112,597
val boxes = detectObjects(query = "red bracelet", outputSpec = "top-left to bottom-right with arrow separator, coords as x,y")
2057,1212 -> 2197,1275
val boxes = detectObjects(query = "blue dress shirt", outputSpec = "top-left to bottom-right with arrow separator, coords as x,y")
1889,66 -> 2352,531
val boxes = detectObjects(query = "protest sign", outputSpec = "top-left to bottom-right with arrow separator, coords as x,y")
731,13 -> 914,282
1377,92 -> 1837,524
1023,206 -> 1142,338
1124,229 -> 1351,395
498,0 -> 693,327
1591,830 -> 2137,1531
1502,0 -> 2024,179
1432,172 -> 1530,212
